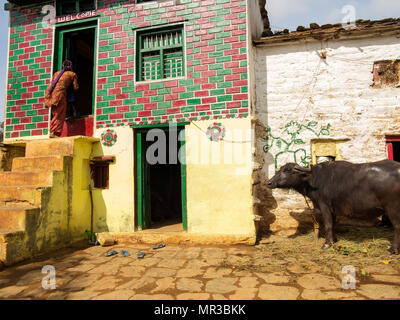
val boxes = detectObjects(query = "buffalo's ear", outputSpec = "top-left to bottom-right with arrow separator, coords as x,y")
294,165 -> 314,186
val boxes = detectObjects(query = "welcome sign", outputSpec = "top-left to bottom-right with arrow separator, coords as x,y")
56,10 -> 97,24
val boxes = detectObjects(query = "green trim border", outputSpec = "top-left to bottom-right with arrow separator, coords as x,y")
134,124 -> 188,231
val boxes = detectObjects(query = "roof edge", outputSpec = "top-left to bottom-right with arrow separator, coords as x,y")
254,18 -> 400,46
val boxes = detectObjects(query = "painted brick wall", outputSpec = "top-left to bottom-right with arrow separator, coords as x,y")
95,0 -> 249,128
4,0 -> 250,138
5,2 -> 54,139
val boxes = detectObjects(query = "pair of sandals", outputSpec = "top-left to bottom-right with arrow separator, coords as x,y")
106,249 -> 130,257
137,244 -> 166,259
106,244 -> 165,259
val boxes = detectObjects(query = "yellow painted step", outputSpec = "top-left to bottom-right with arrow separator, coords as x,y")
0,186 -> 47,207
0,229 -> 24,244
0,171 -> 55,187
12,156 -> 65,172
0,232 -> 26,266
0,207 -> 40,230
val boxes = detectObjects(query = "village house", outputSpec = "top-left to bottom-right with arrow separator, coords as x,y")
253,18 -> 400,235
0,0 -> 270,265
2,0 -> 399,267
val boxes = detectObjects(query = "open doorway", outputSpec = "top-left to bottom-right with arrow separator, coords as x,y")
135,126 -> 187,232
382,135 -> 400,227
62,28 -> 95,117
387,136 -> 400,162
55,22 -> 97,136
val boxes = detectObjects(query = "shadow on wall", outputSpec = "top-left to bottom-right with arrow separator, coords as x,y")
91,188 -> 109,235
89,144 -> 109,235
253,119 -> 277,239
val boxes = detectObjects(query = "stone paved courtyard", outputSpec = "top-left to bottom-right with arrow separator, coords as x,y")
0,227 -> 400,300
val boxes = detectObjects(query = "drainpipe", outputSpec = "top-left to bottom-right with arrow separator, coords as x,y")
88,141 -> 96,245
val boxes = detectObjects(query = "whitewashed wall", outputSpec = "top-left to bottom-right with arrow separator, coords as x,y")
254,34 -> 400,235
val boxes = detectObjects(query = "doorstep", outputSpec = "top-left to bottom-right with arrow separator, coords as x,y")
97,231 -> 256,246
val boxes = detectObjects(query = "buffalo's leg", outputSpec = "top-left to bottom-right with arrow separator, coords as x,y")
332,212 -> 338,243
386,206 -> 400,254
319,202 -> 335,250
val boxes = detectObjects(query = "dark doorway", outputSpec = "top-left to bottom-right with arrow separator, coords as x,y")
135,126 -> 187,231
392,142 -> 400,162
61,27 -> 95,117
55,22 -> 97,137
382,136 -> 400,228
387,136 -> 400,162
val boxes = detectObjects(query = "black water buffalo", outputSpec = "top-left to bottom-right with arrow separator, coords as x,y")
267,160 -> 400,253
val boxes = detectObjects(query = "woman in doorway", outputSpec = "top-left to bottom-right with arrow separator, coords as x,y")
44,60 -> 79,138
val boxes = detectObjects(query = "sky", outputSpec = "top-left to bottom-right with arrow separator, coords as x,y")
266,0 -> 400,31
1,0 -> 400,124
0,0 -> 9,124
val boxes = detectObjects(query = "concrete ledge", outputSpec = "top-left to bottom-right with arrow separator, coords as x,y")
100,232 -> 257,246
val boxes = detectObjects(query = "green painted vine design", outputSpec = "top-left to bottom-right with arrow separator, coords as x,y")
261,121 -> 331,169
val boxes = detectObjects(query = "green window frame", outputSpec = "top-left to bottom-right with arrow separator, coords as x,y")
136,26 -> 185,82
56,0 -> 96,16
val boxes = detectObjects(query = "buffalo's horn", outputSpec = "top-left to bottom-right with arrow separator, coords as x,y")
294,165 -> 311,173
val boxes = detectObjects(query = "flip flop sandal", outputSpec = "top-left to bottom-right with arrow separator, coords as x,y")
137,252 -> 146,259
153,244 -> 165,250
120,250 -> 130,257
106,250 -> 118,257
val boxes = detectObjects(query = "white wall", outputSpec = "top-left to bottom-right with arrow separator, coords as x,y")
254,35 -> 400,234
92,126 -> 135,233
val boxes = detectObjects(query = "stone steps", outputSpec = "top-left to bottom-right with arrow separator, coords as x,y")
12,155 -> 65,172
0,136 -> 98,266
0,171 -> 57,187
102,231 -> 256,246
0,206 -> 40,230
25,138 -> 75,157
0,140 -> 73,266
0,230 -> 25,266
0,186 -> 48,207
0,229 -> 25,243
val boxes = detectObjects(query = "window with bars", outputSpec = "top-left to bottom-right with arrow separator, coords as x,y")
57,0 -> 96,16
137,26 -> 184,82
90,162 -> 109,189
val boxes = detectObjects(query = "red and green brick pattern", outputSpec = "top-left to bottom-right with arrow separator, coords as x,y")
96,0 -> 249,128
5,2 -> 53,139
4,0 -> 250,138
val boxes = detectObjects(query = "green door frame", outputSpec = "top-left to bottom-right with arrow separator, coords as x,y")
54,20 -> 98,115
134,124 -> 188,231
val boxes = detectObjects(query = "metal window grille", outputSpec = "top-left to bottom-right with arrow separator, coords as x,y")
138,28 -> 184,81
164,50 -> 183,78
90,163 -> 109,189
143,53 -> 161,81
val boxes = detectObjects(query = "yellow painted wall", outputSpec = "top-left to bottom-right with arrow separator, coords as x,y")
92,127 -> 135,233
89,120 -> 255,238
185,118 -> 255,237
311,139 -> 349,164
69,138 -> 95,240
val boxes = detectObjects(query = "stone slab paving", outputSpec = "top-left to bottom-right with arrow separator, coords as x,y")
0,242 -> 399,300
